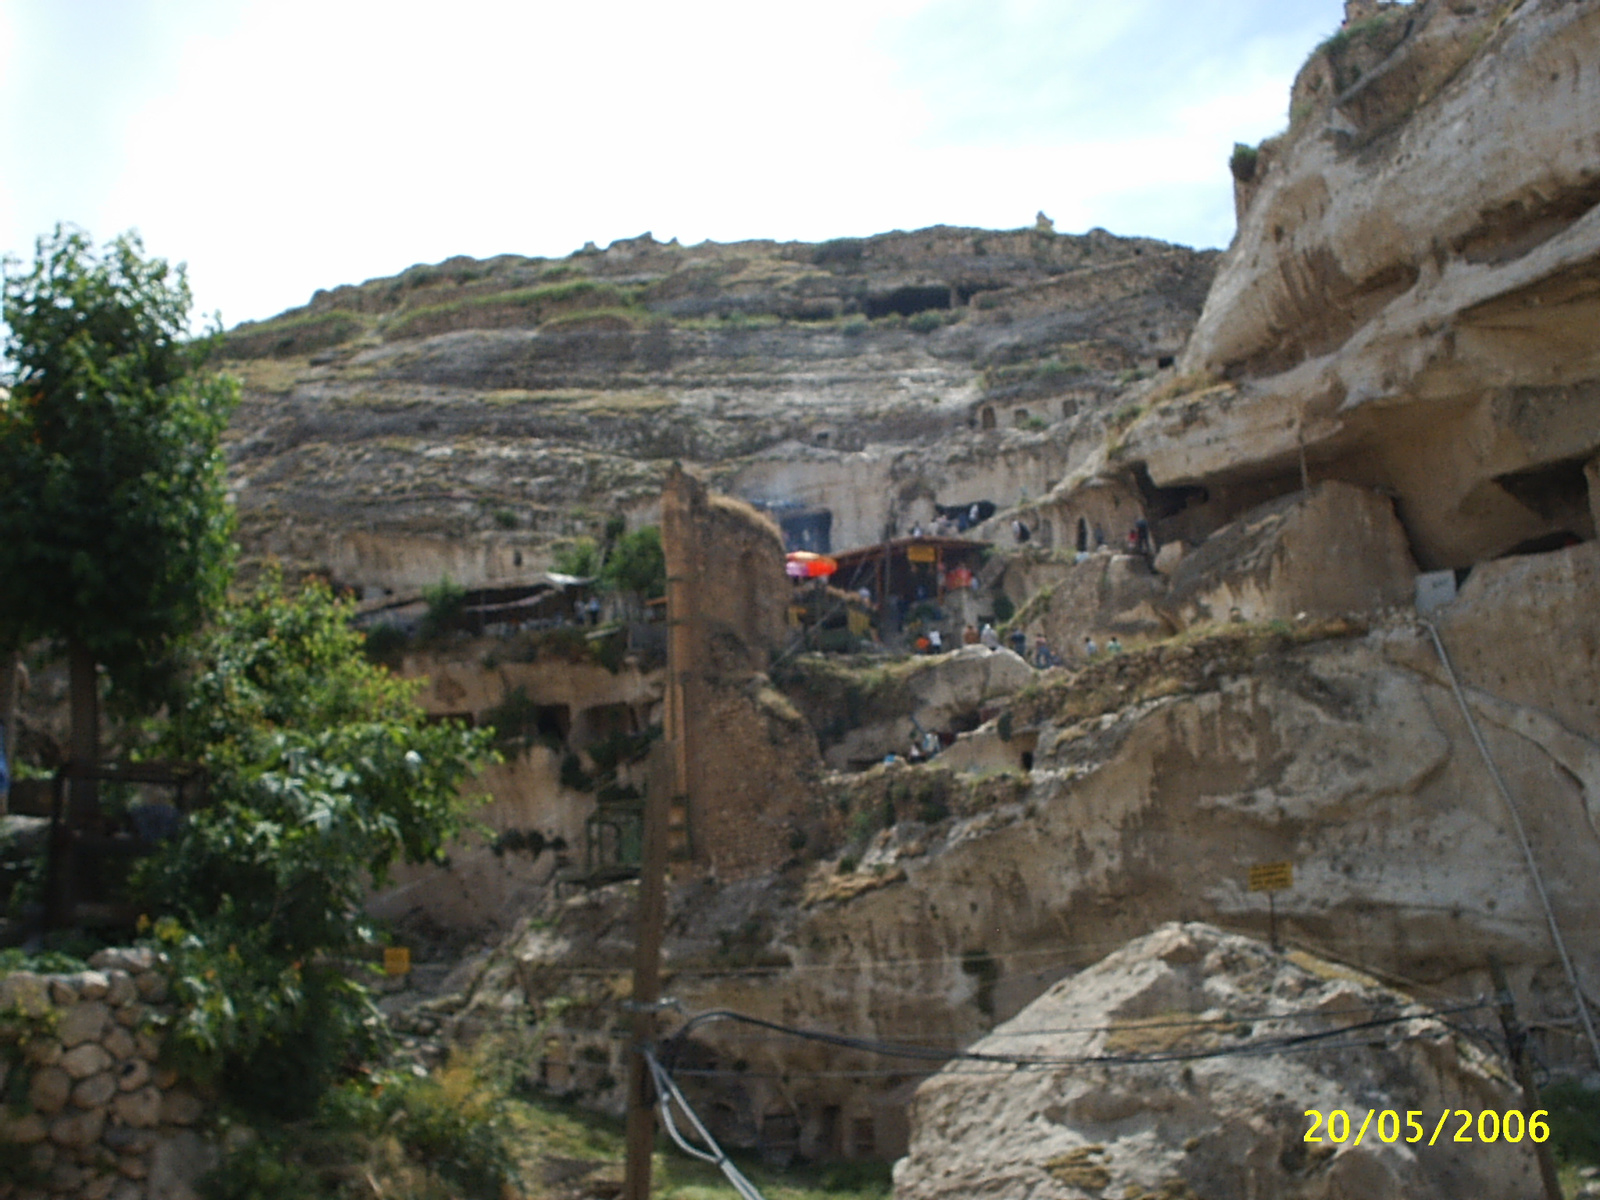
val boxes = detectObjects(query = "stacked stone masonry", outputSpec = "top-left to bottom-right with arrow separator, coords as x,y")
0,949 -> 210,1200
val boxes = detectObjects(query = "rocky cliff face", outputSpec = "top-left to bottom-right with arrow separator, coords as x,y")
1124,0 -> 1600,570
192,0 -> 1600,1176
218,226 -> 1217,591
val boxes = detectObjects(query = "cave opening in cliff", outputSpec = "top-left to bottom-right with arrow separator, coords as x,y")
980,406 -> 997,430
1492,457 -> 1595,541
862,285 -> 952,319
1130,462 -> 1210,521
1077,517 -> 1089,553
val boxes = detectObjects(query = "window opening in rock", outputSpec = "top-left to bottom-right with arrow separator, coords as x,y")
534,704 -> 570,746
1013,408 -> 1030,427
576,702 -> 635,749
980,406 -> 996,430
1076,517 -> 1089,553
851,1117 -> 877,1158
761,1111 -> 801,1168
1020,751 -> 1034,772
814,429 -> 830,444
1157,355 -> 1175,369
820,1106 -> 842,1157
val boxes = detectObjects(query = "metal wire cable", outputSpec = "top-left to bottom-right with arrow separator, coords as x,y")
664,1000 -> 1491,1072
644,1050 -> 768,1200
1419,617 -> 1600,1067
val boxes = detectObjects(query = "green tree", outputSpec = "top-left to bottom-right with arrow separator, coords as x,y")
552,535 -> 599,577
0,226 -> 237,781
601,525 -> 666,599
132,575 -> 496,1116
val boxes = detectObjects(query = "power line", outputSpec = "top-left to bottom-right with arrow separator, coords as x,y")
662,1001 -> 1492,1073
645,1050 -> 768,1200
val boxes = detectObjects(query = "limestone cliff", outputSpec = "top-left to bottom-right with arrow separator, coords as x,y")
1123,0 -> 1600,570
199,0 -> 1600,1175
217,226 -> 1216,592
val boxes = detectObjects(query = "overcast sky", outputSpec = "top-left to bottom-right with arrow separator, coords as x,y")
0,0 -> 1346,328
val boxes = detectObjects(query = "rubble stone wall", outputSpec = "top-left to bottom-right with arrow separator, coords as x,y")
0,949 -> 212,1200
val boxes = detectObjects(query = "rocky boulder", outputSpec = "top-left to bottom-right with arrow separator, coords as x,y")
895,922 -> 1536,1200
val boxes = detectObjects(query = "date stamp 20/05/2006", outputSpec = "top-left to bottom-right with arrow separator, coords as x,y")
1304,1108 -> 1550,1147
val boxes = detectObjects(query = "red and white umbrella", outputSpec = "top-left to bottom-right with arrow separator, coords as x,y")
785,551 -> 838,579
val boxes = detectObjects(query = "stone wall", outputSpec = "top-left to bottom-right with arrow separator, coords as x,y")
661,469 -> 825,880
0,949 -> 211,1200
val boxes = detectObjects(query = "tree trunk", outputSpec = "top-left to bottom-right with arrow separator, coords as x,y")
68,640 -> 99,820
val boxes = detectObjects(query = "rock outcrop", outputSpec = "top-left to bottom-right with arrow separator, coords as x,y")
895,922 -> 1536,1200
1125,0 -> 1600,571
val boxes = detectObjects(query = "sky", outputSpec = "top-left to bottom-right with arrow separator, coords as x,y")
0,0 -> 1348,329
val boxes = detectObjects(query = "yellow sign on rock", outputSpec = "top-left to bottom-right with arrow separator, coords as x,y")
383,947 -> 412,977
1248,862 -> 1293,893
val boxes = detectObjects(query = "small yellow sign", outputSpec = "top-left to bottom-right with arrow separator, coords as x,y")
383,947 -> 412,977
906,544 -> 937,563
1248,862 -> 1293,893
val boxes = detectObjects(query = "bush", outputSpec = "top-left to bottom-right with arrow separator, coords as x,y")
553,536 -> 599,577
1229,143 -> 1259,183
420,575 -> 466,638
1544,1078 -> 1600,1166
360,622 -> 409,667
133,576 -> 495,1118
199,1058 -> 521,1200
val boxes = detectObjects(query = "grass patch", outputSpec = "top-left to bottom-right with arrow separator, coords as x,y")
223,310 -> 366,360
541,305 -> 648,332
384,280 -> 639,341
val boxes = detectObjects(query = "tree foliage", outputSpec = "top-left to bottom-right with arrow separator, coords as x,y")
0,226 -> 237,696
132,575 -> 496,1116
601,525 -> 666,599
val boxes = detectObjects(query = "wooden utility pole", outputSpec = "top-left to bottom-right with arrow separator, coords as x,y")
0,650 -> 18,814
1489,956 -> 1562,1200
624,467 -> 695,1200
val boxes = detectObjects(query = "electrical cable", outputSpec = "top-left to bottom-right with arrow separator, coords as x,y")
1418,617 -> 1600,1068
663,1000 -> 1491,1073
644,1050 -> 768,1200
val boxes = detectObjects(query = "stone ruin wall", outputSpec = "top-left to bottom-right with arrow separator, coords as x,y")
669,471 -> 824,880
0,949 -> 210,1200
